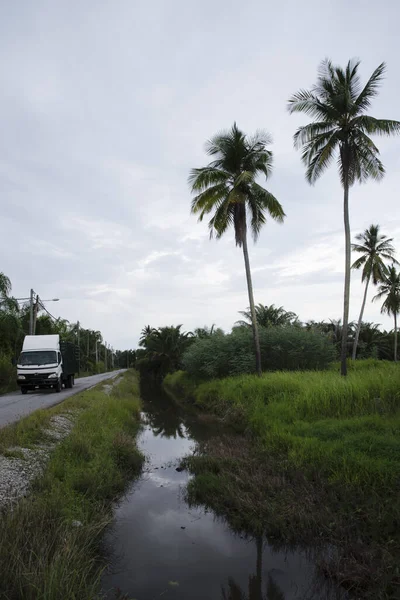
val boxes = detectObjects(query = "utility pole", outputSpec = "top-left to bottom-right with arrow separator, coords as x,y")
104,342 -> 107,371
32,295 -> 40,335
95,339 -> 98,364
77,321 -> 80,373
29,289 -> 34,335
127,351 -> 129,369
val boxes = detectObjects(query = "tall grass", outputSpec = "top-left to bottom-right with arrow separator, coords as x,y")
166,361 -> 400,598
166,361 -> 400,489
0,370 -> 143,600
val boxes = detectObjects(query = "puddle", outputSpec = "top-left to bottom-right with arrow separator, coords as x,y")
101,383 -> 346,600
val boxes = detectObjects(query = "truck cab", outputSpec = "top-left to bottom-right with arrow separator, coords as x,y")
17,334 -> 76,394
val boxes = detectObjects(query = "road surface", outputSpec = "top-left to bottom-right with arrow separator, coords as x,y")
0,370 -> 126,428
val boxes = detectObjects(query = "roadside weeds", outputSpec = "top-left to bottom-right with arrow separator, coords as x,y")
0,370 -> 143,600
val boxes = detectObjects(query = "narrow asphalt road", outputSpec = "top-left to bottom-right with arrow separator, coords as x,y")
0,370 -> 126,428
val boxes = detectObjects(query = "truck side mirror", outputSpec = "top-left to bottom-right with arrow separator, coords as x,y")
11,357 -> 16,366
58,352 -> 62,364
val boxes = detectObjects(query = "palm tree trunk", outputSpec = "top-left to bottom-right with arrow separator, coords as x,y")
242,231 -> 262,376
340,169 -> 351,377
394,312 -> 398,362
352,275 -> 371,360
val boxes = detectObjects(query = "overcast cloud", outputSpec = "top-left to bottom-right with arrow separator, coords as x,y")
1,0 -> 399,349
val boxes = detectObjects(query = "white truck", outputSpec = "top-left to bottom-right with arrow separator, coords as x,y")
17,334 -> 79,394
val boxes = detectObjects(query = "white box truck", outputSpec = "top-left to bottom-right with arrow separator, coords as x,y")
17,334 -> 79,394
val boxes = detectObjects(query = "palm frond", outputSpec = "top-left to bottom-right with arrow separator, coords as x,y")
293,123 -> 336,149
250,183 -> 285,221
354,62 -> 386,112
352,135 -> 385,182
351,255 -> 367,270
353,115 -> 400,136
234,171 -> 254,186
208,198 -> 234,240
287,89 -> 331,120
191,184 -> 230,215
188,167 -> 229,192
304,135 -> 338,184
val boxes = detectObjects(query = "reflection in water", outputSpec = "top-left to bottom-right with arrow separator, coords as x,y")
222,574 -> 285,600
143,406 -> 186,439
101,383 -> 346,600
222,538 -> 285,600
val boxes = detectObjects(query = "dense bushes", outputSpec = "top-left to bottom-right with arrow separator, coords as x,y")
0,353 -> 16,394
182,326 -> 335,378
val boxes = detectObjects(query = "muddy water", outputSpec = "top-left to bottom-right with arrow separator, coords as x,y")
102,384 -> 346,600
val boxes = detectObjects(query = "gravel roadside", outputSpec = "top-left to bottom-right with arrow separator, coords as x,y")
0,414 -> 76,508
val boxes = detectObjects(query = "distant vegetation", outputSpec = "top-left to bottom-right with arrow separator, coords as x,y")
137,296 -> 400,382
183,326 -> 335,378
136,324 -> 193,380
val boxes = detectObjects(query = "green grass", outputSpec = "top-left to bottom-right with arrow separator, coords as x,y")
0,370 -> 143,600
168,361 -> 400,489
165,360 -> 400,599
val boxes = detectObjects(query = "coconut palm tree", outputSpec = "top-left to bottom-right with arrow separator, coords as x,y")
351,224 -> 398,359
373,266 -> 400,361
189,123 -> 285,376
288,59 -> 400,375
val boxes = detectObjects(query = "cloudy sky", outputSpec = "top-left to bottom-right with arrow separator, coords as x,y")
1,1 -> 399,349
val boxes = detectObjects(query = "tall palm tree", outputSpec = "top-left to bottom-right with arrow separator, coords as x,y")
373,266 -> 400,361
288,59 -> 400,375
189,123 -> 285,376
351,224 -> 398,359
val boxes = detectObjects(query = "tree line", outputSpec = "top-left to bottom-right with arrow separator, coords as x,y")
0,272 -> 134,392
137,294 -> 399,381
189,58 -> 400,376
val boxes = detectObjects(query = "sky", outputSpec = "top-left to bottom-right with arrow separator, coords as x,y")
1,0 -> 399,350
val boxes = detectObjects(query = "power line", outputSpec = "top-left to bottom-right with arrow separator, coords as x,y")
38,300 -> 58,322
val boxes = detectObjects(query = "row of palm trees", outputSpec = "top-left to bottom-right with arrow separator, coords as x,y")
351,225 -> 400,360
189,58 -> 400,375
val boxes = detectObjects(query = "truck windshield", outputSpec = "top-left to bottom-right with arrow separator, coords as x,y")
18,351 -> 57,366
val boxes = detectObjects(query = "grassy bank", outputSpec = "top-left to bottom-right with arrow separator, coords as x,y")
165,360 -> 400,599
0,370 -> 143,600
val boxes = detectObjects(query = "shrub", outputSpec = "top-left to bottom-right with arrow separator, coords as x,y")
182,327 -> 335,378
0,352 -> 16,394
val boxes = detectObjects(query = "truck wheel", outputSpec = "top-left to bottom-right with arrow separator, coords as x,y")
21,387 -> 28,395
55,379 -> 62,393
